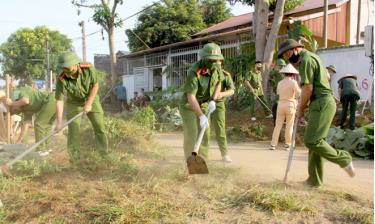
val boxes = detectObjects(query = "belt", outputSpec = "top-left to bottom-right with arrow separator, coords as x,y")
311,93 -> 332,101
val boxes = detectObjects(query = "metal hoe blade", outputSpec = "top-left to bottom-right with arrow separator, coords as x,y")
187,153 -> 209,174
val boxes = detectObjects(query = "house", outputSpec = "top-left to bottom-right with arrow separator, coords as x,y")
115,0 -> 373,100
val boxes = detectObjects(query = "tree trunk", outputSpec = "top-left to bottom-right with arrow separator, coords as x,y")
108,26 -> 117,103
255,0 -> 269,61
262,0 -> 286,96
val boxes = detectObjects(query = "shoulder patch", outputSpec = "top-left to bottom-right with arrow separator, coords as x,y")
79,63 -> 92,69
196,67 -> 208,76
58,72 -> 66,81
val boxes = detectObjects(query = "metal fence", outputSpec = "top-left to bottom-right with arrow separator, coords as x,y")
124,35 -> 252,89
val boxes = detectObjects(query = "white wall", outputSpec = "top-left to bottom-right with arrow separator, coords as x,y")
123,75 -> 134,101
318,45 -> 373,102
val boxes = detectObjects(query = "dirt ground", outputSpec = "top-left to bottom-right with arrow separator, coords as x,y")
157,132 -> 374,201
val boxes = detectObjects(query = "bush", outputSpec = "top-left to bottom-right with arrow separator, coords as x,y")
133,106 -> 157,130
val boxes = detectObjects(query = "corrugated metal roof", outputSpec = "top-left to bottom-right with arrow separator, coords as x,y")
193,0 -> 348,37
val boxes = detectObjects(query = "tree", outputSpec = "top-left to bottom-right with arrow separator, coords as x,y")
0,26 -> 73,81
227,0 -> 303,94
73,0 -> 123,103
126,0 -> 232,52
201,0 -> 233,26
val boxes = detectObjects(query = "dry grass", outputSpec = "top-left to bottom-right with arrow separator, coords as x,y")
0,117 -> 372,223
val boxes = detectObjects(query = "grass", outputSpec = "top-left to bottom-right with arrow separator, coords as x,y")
0,115 -> 372,223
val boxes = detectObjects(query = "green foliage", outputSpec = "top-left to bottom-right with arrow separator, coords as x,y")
227,122 -> 267,142
85,204 -> 123,223
13,159 -> 62,177
327,123 -> 374,159
133,106 -> 157,130
126,0 -> 231,52
223,42 -> 256,89
288,20 -> 318,52
0,26 -> 73,81
269,0 -> 304,12
201,0 -> 233,26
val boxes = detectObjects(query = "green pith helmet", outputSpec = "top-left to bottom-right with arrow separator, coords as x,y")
277,39 -> 304,57
58,52 -> 81,69
199,43 -> 224,60
276,58 -> 286,66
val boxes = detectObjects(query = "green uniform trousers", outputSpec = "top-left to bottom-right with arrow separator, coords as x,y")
304,96 -> 352,187
340,94 -> 359,130
66,98 -> 108,162
179,103 -> 209,160
210,101 -> 228,156
250,94 -> 270,117
34,94 -> 56,148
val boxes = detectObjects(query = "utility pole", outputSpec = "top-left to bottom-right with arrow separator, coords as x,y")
356,0 -> 362,44
45,40 -> 52,92
79,21 -> 87,61
323,0 -> 328,48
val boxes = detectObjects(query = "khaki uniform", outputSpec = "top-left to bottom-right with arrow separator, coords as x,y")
179,61 -> 223,160
299,50 -> 352,187
55,63 -> 108,162
271,78 -> 300,146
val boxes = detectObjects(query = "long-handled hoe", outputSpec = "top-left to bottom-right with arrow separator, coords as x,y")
1,112 -> 84,176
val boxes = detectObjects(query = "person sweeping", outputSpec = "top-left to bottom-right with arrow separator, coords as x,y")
278,39 -> 355,188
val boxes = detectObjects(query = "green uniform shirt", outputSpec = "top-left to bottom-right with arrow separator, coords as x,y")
245,68 -> 263,96
13,86 -> 50,121
298,49 -> 332,97
338,77 -> 360,98
216,73 -> 235,102
269,69 -> 283,100
181,61 -> 224,105
55,63 -> 98,104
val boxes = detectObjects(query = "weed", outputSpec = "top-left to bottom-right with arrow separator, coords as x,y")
85,203 -> 123,223
13,159 -> 63,177
220,185 -> 310,213
340,206 -> 374,224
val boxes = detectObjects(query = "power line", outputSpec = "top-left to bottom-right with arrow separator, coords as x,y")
71,1 -> 161,40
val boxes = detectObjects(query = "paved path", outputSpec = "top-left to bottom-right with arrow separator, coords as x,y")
157,132 -> 374,200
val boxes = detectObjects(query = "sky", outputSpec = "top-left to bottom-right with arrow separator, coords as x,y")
0,0 -> 253,64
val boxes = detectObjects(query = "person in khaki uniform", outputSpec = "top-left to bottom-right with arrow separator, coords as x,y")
270,64 -> 301,151
278,39 -> 355,187
55,52 -> 108,164
179,43 -> 224,161
2,86 -> 56,146
269,58 -> 286,126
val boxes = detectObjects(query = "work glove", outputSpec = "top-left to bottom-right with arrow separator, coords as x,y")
208,100 -> 216,114
199,115 -> 209,129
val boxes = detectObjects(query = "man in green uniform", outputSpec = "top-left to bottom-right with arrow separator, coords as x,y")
55,52 -> 108,164
211,69 -> 235,162
2,86 -> 55,146
244,61 -> 272,121
179,43 -> 225,161
269,58 -> 286,126
278,39 -> 355,187
338,74 -> 360,130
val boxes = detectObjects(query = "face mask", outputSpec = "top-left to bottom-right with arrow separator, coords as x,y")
288,52 -> 300,63
63,66 -> 78,78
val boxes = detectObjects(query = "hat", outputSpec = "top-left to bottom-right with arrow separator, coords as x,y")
279,63 -> 299,74
326,65 -> 337,73
276,58 -> 286,66
278,39 -> 304,58
58,52 -> 81,68
199,43 -> 224,60
338,74 -> 357,82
